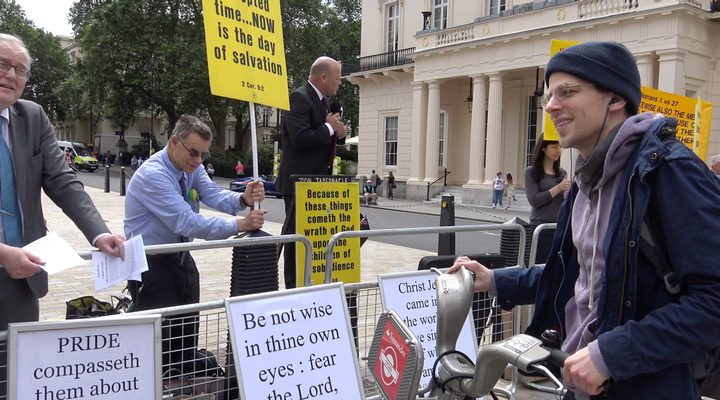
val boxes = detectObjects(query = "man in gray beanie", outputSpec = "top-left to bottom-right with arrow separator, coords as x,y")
450,41 -> 720,399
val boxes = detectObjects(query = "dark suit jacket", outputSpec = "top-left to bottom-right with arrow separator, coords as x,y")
277,82 -> 344,195
0,100 -> 110,330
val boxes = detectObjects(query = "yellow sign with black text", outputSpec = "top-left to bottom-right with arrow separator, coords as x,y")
639,86 -> 713,160
543,40 -> 581,141
202,0 -> 290,110
295,181 -> 361,287
543,40 -> 714,158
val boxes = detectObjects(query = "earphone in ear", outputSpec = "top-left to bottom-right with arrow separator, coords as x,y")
608,97 -> 620,105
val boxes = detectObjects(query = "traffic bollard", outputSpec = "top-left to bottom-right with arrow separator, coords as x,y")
438,193 -> 456,255
120,166 -> 126,196
104,165 -> 110,193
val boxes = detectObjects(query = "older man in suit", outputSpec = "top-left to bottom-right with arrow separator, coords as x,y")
277,56 -> 347,288
0,33 -> 125,395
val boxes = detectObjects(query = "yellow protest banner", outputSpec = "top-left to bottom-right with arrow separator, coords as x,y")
543,40 -> 581,141
295,180 -> 361,287
550,39 -> 581,55
202,0 -> 290,110
639,86 -> 713,160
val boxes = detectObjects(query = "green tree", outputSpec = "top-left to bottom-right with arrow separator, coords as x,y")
71,0 -> 246,142
325,0 -> 361,136
0,0 -> 72,121
280,0 -> 328,89
68,0 -> 361,154
278,0 -> 361,136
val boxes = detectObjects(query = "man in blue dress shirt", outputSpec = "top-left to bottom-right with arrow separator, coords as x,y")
125,115 -> 265,371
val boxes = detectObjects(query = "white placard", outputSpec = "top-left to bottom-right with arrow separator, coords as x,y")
378,270 -> 478,388
226,283 -> 363,400
8,315 -> 161,400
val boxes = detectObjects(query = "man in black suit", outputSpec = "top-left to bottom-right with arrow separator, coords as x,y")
277,56 -> 347,288
0,33 -> 125,396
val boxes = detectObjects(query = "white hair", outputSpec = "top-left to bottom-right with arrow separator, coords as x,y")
710,154 -> 720,166
0,33 -> 32,67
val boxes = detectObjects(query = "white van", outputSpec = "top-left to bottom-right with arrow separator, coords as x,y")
58,140 -> 99,172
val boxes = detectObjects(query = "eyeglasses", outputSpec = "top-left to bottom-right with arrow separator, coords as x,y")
177,137 -> 211,161
540,84 -> 595,108
0,59 -> 31,80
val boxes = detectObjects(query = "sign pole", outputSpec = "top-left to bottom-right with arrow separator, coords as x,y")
249,101 -> 260,208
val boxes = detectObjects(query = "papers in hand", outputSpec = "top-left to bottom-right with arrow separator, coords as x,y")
24,232 -> 87,274
93,235 -> 149,291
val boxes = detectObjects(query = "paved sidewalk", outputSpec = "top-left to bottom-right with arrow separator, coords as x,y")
362,196 -> 532,224
37,186 -> 436,321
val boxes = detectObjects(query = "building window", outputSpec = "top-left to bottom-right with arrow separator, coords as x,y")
384,116 -> 398,166
386,3 -> 399,53
526,96 -> 539,167
489,0 -> 506,15
438,111 -> 448,167
433,0 -> 448,29
260,106 -> 271,127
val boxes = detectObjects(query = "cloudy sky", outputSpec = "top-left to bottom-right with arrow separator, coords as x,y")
15,0 -> 75,36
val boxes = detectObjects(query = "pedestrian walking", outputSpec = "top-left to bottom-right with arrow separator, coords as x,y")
387,171 -> 396,199
235,160 -> 245,178
492,172 -> 505,208
504,173 -> 515,209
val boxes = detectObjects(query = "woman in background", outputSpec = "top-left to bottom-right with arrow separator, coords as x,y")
525,134 -> 570,224
525,134 -> 570,262
386,171 -> 396,199
504,173 -> 516,209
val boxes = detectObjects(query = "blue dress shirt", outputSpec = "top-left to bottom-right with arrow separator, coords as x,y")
124,148 -> 247,245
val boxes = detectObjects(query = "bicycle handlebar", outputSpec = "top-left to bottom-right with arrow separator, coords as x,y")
429,267 -> 569,399
432,333 -> 569,398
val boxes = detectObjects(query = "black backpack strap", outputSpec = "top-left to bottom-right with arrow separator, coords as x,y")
639,219 -> 680,295
638,123 -> 681,296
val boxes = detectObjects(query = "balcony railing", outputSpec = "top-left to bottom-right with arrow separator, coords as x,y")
412,0 -> 715,53
578,0 -> 639,18
345,47 -> 416,74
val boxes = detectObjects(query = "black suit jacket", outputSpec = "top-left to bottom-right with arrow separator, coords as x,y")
0,100 -> 110,329
277,82 -> 344,195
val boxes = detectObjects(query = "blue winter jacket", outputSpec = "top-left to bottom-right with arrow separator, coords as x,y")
494,118 -> 720,399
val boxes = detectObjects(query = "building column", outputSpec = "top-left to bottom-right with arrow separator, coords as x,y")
424,80 -> 441,182
484,72 -> 503,184
656,49 -> 686,95
408,81 -> 428,183
466,74 -> 487,185
635,52 -> 655,88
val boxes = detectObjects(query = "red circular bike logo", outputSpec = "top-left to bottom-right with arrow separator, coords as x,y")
378,345 -> 399,386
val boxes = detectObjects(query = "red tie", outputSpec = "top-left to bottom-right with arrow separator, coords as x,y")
321,97 -> 328,117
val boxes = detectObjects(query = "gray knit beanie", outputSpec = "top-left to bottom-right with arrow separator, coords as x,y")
544,41 -> 641,114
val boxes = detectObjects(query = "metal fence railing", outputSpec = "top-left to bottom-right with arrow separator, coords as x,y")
0,223 -> 541,400
0,284 -> 516,400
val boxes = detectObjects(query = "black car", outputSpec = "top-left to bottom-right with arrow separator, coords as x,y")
229,175 -> 284,198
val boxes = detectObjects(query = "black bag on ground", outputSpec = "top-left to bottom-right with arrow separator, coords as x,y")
66,296 -> 120,319
185,348 -> 225,377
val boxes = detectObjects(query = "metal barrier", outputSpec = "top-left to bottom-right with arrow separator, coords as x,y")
0,226 -> 530,400
0,234 -> 313,400
323,223 -> 528,283
529,223 -> 557,267
324,223 -> 528,399
0,283 -> 516,400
